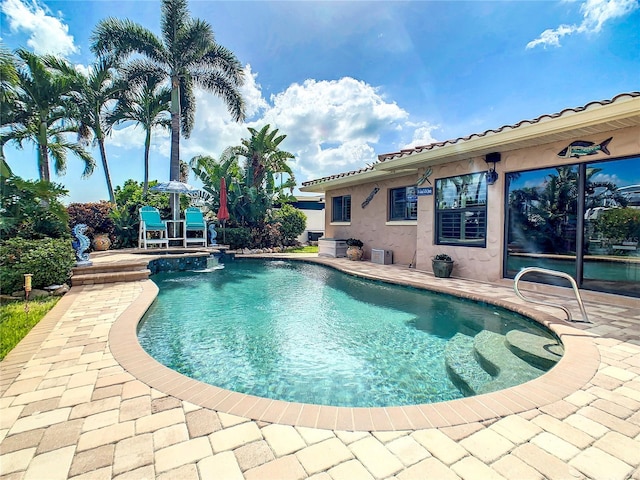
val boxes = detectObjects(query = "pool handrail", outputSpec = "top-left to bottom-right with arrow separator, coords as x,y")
513,267 -> 590,323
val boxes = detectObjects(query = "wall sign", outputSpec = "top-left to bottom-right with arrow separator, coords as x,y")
558,137 -> 612,158
417,187 -> 433,196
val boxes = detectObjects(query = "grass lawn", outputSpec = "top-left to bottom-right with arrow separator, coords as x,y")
284,245 -> 319,253
0,297 -> 59,360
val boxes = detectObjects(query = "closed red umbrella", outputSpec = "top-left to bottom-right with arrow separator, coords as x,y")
217,177 -> 229,243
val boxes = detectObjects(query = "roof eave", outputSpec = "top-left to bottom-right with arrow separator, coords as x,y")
375,95 -> 640,171
300,168 -> 418,193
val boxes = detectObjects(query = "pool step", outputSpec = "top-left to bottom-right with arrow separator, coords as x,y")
505,330 -> 564,370
445,333 -> 493,396
474,331 -> 545,395
71,261 -> 151,286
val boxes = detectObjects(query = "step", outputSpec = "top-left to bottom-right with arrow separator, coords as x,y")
71,269 -> 151,286
473,330 -> 545,395
445,333 -> 493,396
72,260 -> 150,276
505,330 -> 564,370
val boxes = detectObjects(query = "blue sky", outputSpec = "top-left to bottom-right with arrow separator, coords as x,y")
1,0 -> 639,203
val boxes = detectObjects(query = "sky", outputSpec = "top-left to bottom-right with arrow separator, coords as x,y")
1,0 -> 639,204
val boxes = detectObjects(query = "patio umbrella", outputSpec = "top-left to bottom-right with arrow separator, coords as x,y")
150,181 -> 201,221
217,177 -> 229,243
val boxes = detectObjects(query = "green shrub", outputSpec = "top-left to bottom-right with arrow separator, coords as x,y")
0,238 -> 75,294
273,204 -> 306,245
219,227 -> 251,249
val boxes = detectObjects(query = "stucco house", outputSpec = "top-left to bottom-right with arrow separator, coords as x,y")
301,92 -> 640,298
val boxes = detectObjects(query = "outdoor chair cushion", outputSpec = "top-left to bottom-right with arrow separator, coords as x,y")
185,207 -> 206,230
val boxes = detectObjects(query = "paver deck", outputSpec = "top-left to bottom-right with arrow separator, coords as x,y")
1,251 -> 639,479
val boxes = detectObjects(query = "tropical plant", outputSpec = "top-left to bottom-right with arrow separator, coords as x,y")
108,64 -> 171,197
234,124 -> 295,191
433,253 -> 452,262
71,58 -> 125,203
0,44 -> 19,177
2,49 -> 95,182
109,204 -> 139,248
0,176 -> 69,240
346,238 -> 363,248
91,0 -> 246,218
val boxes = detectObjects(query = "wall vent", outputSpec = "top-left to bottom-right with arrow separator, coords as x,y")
371,249 -> 393,265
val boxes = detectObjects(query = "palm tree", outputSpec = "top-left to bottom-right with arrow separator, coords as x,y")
91,0 -> 246,217
108,65 -> 171,197
234,124 -> 295,190
71,58 -> 125,203
2,49 -> 94,181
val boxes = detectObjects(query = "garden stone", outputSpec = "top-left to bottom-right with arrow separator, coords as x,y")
53,284 -> 70,296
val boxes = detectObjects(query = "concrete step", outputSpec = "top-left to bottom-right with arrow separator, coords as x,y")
72,260 -> 149,276
445,333 -> 493,396
474,330 -> 545,395
71,269 -> 151,286
505,330 -> 564,370
71,259 -> 151,286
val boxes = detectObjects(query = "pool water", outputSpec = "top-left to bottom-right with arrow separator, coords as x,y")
138,259 -> 561,407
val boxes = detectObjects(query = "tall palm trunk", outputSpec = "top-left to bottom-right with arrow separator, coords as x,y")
169,76 -> 181,182
97,137 -> 115,203
143,128 -> 152,198
38,120 -> 49,181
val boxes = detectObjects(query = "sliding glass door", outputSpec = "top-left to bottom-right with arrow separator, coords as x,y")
582,157 -> 640,296
505,156 -> 639,297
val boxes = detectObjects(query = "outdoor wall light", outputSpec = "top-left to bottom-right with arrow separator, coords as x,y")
485,152 -> 501,185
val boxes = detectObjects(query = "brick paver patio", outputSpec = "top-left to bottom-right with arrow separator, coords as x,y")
1,252 -> 639,479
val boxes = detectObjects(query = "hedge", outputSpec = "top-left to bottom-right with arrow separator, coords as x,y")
0,237 -> 75,294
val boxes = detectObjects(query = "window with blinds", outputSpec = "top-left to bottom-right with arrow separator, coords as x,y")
435,172 -> 487,246
389,186 -> 418,221
331,195 -> 351,222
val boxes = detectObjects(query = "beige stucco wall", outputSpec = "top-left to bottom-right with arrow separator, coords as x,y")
324,174 -> 418,265
415,125 -> 640,281
323,125 -> 639,280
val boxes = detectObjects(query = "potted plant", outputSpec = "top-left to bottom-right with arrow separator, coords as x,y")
346,238 -> 364,261
432,253 -> 454,278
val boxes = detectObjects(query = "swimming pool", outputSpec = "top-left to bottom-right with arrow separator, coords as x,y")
138,258 -> 563,408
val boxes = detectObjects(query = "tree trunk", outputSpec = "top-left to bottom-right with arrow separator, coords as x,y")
38,120 -> 49,181
143,128 -> 151,199
169,76 -> 181,182
98,138 -> 115,203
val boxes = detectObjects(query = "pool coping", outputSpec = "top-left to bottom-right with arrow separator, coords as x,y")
109,256 -> 601,431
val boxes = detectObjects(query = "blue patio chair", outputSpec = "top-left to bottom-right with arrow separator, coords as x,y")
138,206 -> 169,249
184,207 -> 207,247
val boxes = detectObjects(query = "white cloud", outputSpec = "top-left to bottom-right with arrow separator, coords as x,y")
402,123 -> 439,150
526,0 -> 639,49
1,0 -> 78,56
98,68 -> 435,188
182,74 -> 414,186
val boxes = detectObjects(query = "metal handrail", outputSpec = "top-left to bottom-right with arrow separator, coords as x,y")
513,267 -> 590,323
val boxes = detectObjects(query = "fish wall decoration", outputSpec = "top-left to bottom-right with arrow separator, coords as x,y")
558,137 -> 612,158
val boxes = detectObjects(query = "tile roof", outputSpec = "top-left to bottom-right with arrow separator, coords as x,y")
301,92 -> 640,188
